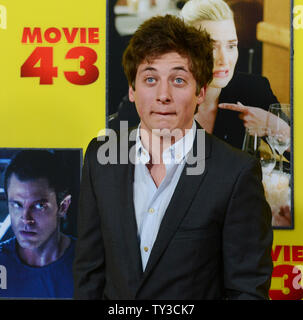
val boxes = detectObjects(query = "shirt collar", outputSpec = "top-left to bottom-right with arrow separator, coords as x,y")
135,121 -> 196,165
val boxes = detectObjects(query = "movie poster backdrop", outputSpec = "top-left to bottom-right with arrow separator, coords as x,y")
0,0 -> 303,300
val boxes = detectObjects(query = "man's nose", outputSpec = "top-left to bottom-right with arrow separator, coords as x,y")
157,81 -> 171,103
21,208 -> 34,224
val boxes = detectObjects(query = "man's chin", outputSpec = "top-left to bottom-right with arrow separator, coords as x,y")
16,236 -> 40,250
140,120 -> 189,141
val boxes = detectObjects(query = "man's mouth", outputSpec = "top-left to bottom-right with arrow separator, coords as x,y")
152,111 -> 176,116
20,230 -> 37,237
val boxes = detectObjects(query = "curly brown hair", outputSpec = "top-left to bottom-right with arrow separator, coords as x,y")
122,14 -> 213,95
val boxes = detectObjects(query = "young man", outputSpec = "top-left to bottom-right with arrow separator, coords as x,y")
0,150 -> 75,298
73,15 -> 273,300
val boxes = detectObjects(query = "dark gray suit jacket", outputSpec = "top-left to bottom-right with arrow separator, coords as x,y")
73,124 -> 273,300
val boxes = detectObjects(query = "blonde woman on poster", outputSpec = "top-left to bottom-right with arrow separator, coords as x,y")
180,0 -> 280,148
181,0 -> 292,226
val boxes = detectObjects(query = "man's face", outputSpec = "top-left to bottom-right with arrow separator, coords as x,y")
7,174 -> 63,250
129,52 -> 205,136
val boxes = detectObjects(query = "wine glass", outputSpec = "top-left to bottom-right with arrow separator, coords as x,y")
242,127 -> 276,175
266,104 -> 291,172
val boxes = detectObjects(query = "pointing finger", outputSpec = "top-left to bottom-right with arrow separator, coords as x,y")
218,103 -> 248,113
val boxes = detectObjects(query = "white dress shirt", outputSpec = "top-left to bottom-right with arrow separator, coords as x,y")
133,122 -> 196,270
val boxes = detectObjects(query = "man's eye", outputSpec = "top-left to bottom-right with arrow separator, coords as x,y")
10,202 -> 21,209
33,203 -> 46,210
175,78 -> 184,84
145,77 -> 155,84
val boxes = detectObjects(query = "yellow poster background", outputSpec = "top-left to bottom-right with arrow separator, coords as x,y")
0,0 -> 106,150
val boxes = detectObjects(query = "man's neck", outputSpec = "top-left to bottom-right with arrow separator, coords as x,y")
138,122 -> 195,187
139,124 -> 192,164
17,232 -> 71,267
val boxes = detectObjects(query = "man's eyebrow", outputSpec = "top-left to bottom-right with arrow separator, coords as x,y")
139,66 -> 189,73
8,200 -> 22,205
32,198 -> 48,203
8,198 -> 48,204
140,66 -> 157,73
172,66 -> 188,72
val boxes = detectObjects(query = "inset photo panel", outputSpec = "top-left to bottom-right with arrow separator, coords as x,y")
0,148 -> 82,299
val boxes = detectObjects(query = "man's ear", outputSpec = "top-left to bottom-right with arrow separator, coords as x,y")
197,85 -> 206,105
58,194 -> 72,218
129,85 -> 135,103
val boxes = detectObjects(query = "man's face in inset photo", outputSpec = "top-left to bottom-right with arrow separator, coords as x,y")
7,174 -> 67,250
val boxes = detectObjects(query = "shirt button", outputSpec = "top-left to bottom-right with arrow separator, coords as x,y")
148,208 -> 155,213
144,246 -> 149,252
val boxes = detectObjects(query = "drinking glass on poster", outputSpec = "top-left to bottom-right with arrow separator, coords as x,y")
242,127 -> 276,176
266,103 -> 291,173
242,126 -> 291,228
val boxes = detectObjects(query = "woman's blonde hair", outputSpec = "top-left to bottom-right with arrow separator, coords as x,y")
180,0 -> 233,26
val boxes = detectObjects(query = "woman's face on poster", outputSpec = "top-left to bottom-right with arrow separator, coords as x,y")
195,19 -> 239,89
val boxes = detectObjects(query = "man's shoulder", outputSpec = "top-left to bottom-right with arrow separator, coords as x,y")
87,125 -> 138,150
206,132 -> 257,169
85,126 -> 138,166
202,134 -> 263,195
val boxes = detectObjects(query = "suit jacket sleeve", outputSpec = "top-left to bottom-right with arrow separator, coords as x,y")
73,139 -> 105,299
223,157 -> 273,299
